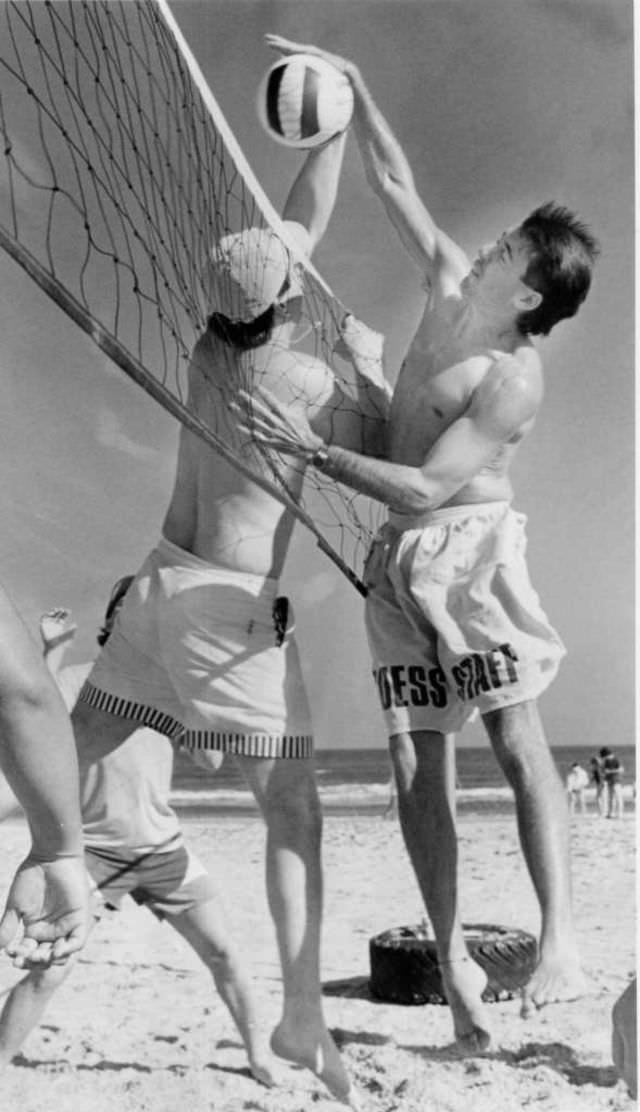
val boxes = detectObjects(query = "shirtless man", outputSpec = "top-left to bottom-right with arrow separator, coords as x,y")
70,126 -> 387,1106
240,35 -> 599,1055
0,582 -> 89,968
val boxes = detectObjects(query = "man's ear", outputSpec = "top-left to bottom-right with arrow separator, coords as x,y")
512,284 -> 542,313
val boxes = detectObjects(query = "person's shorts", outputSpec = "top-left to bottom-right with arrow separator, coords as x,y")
80,536 -> 313,758
85,843 -> 216,920
364,502 -> 566,736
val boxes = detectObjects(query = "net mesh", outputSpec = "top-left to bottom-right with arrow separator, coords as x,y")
0,0 -> 388,593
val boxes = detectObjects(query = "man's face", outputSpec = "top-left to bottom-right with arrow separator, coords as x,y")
465,228 -> 533,303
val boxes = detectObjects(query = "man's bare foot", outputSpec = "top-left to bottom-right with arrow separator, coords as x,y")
440,955 -> 493,1055
520,947 -> 587,1017
271,1017 -> 356,1105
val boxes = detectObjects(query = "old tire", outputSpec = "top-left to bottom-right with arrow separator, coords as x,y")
369,922 -> 538,1005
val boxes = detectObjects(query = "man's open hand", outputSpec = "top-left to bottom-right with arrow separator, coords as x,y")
234,386 -> 322,461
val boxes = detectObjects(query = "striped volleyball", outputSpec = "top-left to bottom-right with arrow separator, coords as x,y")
257,54 -> 354,149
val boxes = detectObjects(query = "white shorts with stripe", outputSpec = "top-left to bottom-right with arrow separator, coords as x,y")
364,502 -> 566,736
80,536 -> 313,758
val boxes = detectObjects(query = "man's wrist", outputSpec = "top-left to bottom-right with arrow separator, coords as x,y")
29,842 -> 84,863
30,823 -> 84,862
344,61 -> 361,85
42,628 -> 75,653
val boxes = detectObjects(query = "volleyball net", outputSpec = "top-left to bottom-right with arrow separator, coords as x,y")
0,0 -> 388,594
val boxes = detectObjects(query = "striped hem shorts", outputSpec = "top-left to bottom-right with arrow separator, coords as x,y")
79,536 -> 313,759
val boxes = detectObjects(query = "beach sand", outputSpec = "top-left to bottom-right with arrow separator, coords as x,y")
0,807 -> 635,1111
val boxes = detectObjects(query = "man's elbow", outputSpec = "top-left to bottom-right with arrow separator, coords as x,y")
390,477 -> 440,514
362,158 -> 404,202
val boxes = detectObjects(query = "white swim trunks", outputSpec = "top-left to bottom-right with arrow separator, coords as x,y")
364,503 -> 566,736
80,536 -> 313,758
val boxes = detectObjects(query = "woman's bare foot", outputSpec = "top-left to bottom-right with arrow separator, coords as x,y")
440,955 -> 493,1055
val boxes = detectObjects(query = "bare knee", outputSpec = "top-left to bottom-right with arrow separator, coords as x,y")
484,709 -> 568,818
389,734 -> 418,789
390,731 -> 451,800
264,770 -> 322,845
195,936 -> 235,974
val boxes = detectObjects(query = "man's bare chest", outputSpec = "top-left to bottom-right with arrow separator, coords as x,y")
393,345 -> 491,424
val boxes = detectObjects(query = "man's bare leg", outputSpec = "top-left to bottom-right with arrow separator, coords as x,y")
0,932 -> 91,1065
390,731 -> 492,1054
169,898 -> 275,1087
235,754 -> 355,1105
482,700 -> 586,1016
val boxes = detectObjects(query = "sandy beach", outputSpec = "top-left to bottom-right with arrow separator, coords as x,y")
0,805 -> 635,1112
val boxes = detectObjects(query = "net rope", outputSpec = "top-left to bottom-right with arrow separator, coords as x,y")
0,0 -> 388,593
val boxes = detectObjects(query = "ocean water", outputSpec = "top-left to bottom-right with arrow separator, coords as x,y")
172,744 -> 635,817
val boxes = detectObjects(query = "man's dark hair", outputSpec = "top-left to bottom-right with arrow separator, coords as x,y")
207,305 -> 275,351
517,202 -> 600,336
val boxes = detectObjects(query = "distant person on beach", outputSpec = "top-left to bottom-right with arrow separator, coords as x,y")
240,34 -> 599,1055
565,763 -> 589,816
0,595 -> 274,1085
589,756 -> 606,816
0,582 -> 89,970
599,747 -> 624,819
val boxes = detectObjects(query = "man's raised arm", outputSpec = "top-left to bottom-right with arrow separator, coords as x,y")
266,34 -> 469,290
281,129 -> 348,256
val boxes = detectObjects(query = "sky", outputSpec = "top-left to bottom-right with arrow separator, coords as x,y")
0,0 -> 634,751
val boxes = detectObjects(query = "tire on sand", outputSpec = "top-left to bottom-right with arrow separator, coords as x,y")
369,922 -> 538,1005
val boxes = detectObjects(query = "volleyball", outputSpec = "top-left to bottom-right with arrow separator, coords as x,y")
257,54 -> 354,149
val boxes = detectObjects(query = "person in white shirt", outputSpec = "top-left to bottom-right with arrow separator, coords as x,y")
565,763 -> 589,815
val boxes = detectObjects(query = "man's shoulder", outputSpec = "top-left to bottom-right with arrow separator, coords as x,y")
263,346 -> 335,402
488,342 -> 541,376
484,345 -> 543,409
281,220 -> 313,259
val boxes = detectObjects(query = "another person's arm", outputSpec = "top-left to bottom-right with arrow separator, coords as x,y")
239,356 -> 539,512
0,584 -> 88,966
266,35 -> 469,291
39,608 -> 77,679
281,128 -> 348,255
